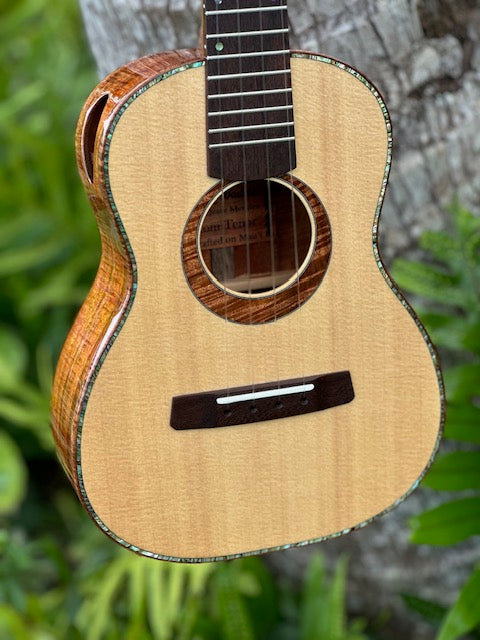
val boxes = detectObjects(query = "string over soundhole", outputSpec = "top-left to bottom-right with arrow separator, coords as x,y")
182,175 -> 332,324
199,179 -> 311,295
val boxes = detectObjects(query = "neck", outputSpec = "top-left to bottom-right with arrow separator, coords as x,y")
204,0 -> 296,181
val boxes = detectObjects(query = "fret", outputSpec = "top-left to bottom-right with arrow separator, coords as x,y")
206,28 -> 289,39
205,6 -> 288,16
204,0 -> 296,180
209,137 -> 295,150
208,88 -> 292,100
206,49 -> 290,61
208,69 -> 291,81
209,121 -> 294,134
208,105 -> 293,117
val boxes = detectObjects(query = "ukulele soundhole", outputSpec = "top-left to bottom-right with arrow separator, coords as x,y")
199,180 -> 312,295
182,175 -> 331,324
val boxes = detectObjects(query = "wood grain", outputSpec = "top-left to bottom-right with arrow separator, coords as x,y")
182,175 -> 331,323
51,49 -> 203,491
51,52 -> 444,561
205,0 -> 296,180
170,371 -> 354,430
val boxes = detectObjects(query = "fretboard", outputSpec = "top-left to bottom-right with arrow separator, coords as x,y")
204,0 -> 296,181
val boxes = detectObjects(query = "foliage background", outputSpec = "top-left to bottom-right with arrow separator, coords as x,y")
0,0 -> 479,638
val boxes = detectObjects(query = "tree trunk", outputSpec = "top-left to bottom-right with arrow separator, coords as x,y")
79,0 -> 480,260
78,1 -> 480,637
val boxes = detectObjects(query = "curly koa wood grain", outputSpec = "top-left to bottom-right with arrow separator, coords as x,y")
50,50 -> 203,493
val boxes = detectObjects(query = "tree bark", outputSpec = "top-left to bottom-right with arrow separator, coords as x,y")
78,1 -> 480,637
79,0 -> 480,260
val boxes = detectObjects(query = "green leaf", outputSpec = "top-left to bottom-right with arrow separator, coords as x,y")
300,552 -> 327,640
78,555 -> 129,640
146,562 -> 168,640
420,231 -> 459,264
463,322 -> 480,356
433,322 -> 469,352
401,593 -> 447,625
421,312 -> 459,330
0,430 -> 27,515
392,260 -> 468,308
127,557 -> 146,633
234,557 -> 278,639
444,364 -> 480,403
450,200 -> 480,232
0,604 -> 31,640
215,566 -> 255,640
410,497 -> 480,545
177,595 -> 206,640
0,326 -> 28,391
424,452 -> 480,490
300,553 -> 365,640
329,555 -> 348,639
0,235 -> 69,277
444,404 -> 480,444
438,567 -> 480,640
0,397 -> 50,446
161,565 -> 187,637
188,563 -> 214,595
417,313 -> 476,352
0,81 -> 45,122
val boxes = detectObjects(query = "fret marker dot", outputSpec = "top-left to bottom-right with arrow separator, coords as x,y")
215,42 -> 224,52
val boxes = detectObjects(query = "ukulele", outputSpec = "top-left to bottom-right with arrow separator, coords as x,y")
51,0 -> 444,562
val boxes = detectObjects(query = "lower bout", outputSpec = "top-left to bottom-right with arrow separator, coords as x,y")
78,369 -> 442,560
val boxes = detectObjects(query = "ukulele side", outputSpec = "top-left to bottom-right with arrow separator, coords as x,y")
51,49 -> 203,494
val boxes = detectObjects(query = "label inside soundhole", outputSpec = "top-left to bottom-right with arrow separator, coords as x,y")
199,180 -> 313,295
182,174 -> 331,324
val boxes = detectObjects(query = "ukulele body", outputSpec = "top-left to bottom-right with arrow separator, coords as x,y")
51,49 -> 444,561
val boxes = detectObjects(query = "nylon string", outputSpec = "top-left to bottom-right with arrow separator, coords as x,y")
213,0 -> 231,399
236,0 -> 257,404
281,0 -> 307,391
259,1 -> 281,393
